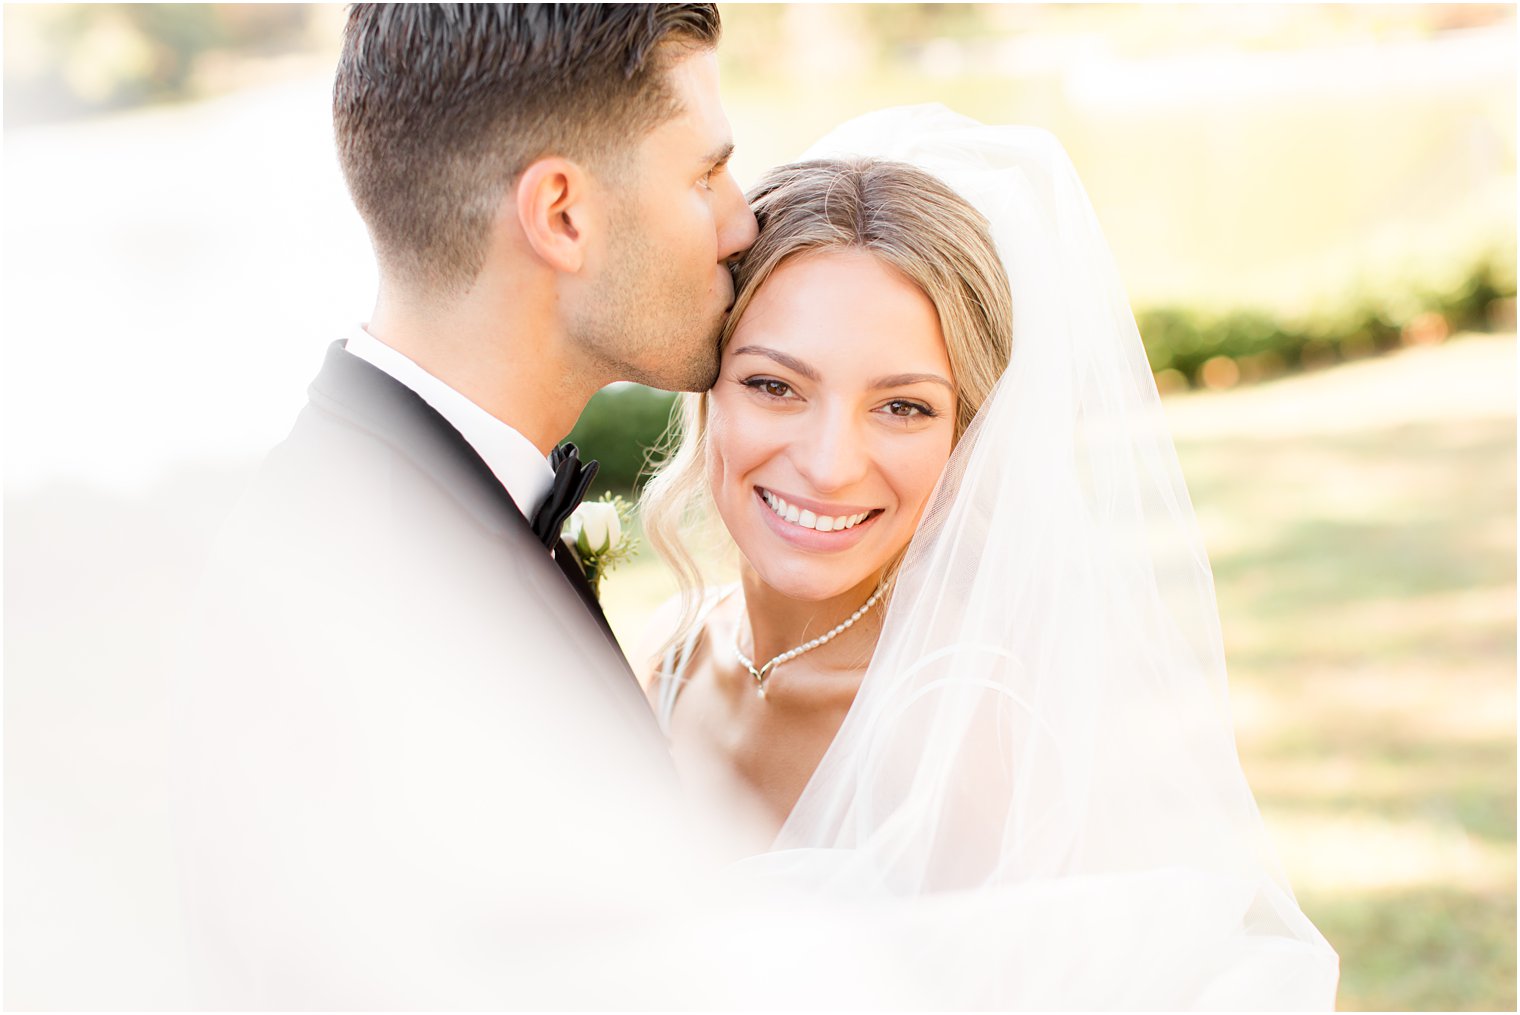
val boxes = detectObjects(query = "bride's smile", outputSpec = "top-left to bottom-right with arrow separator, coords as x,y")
707,248 -> 955,601
754,486 -> 883,545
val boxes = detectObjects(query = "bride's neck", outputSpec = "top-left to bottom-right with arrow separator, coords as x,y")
737,564 -> 885,671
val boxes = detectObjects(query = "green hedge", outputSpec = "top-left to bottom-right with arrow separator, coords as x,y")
1138,254 -> 1515,389
564,383 -> 679,497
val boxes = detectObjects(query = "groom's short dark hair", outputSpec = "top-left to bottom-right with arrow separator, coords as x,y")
334,3 -> 722,295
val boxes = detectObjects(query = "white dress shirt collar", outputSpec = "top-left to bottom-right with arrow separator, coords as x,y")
342,325 -> 555,517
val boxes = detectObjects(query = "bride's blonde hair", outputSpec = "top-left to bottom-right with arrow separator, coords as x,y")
639,157 -> 1013,655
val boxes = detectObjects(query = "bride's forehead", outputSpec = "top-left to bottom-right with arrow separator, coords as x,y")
732,250 -> 950,365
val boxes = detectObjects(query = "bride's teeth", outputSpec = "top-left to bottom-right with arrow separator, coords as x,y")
762,491 -> 875,532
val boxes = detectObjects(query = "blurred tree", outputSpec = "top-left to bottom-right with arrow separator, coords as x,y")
564,384 -> 680,497
4,4 -> 318,127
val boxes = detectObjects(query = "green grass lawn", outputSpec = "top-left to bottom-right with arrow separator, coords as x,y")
1168,336 -> 1516,1011
603,335 -> 1516,1011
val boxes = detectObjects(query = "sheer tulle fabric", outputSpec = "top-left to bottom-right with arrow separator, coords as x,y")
730,107 -> 1338,1009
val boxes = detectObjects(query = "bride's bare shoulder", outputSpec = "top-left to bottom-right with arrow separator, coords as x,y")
632,592 -> 686,692
630,585 -> 737,692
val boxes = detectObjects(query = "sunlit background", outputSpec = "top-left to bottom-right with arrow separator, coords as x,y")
5,4 -> 1515,1010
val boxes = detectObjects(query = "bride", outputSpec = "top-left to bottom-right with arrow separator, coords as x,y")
635,106 -> 1340,1009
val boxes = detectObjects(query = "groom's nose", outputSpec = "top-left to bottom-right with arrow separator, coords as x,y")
713,170 -> 758,263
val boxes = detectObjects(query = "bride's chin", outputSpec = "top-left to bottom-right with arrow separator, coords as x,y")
745,564 -> 870,605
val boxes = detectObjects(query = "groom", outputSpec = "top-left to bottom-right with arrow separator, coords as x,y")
325,1 -> 753,688
175,5 -> 756,1006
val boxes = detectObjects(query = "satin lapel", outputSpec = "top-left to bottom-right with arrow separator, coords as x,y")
551,539 -> 626,656
307,341 -> 633,677
309,341 -> 520,540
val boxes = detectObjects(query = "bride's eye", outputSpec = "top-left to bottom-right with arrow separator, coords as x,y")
742,377 -> 794,400
883,398 -> 936,419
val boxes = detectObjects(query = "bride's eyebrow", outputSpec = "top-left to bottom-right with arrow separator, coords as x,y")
729,345 -> 819,380
870,372 -> 952,391
732,347 -> 951,393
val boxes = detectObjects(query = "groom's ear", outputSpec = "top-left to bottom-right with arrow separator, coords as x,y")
514,157 -> 592,274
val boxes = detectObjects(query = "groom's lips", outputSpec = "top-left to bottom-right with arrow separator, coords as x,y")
753,486 -> 883,553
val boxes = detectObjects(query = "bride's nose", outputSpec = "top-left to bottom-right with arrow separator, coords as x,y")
790,406 -> 870,494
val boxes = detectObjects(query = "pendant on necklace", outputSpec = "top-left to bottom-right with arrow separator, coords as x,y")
733,581 -> 887,702
742,659 -> 774,698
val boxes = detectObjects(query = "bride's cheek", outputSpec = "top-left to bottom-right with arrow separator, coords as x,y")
709,403 -> 769,493
898,438 -> 954,515
705,411 -> 737,490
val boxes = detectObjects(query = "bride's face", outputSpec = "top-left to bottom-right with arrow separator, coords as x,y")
707,249 -> 956,601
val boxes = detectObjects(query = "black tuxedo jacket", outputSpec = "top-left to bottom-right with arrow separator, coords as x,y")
305,340 -> 633,678
289,340 -> 658,720
175,341 -> 680,1005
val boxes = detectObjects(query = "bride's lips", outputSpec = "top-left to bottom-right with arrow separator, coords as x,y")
753,486 -> 883,553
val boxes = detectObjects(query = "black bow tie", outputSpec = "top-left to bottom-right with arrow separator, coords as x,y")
530,442 -> 599,550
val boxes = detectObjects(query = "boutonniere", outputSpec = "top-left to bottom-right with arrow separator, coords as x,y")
564,493 -> 639,596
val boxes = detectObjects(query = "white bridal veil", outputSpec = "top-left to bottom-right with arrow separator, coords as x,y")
174,104 -> 1337,1010
728,106 -> 1340,1009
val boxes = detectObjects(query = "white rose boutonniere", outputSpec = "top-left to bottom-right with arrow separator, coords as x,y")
564,493 -> 639,596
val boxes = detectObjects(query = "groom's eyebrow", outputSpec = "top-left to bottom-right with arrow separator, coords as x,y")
701,140 -> 735,168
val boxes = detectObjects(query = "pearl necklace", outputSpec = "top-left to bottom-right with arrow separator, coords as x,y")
733,582 -> 887,699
